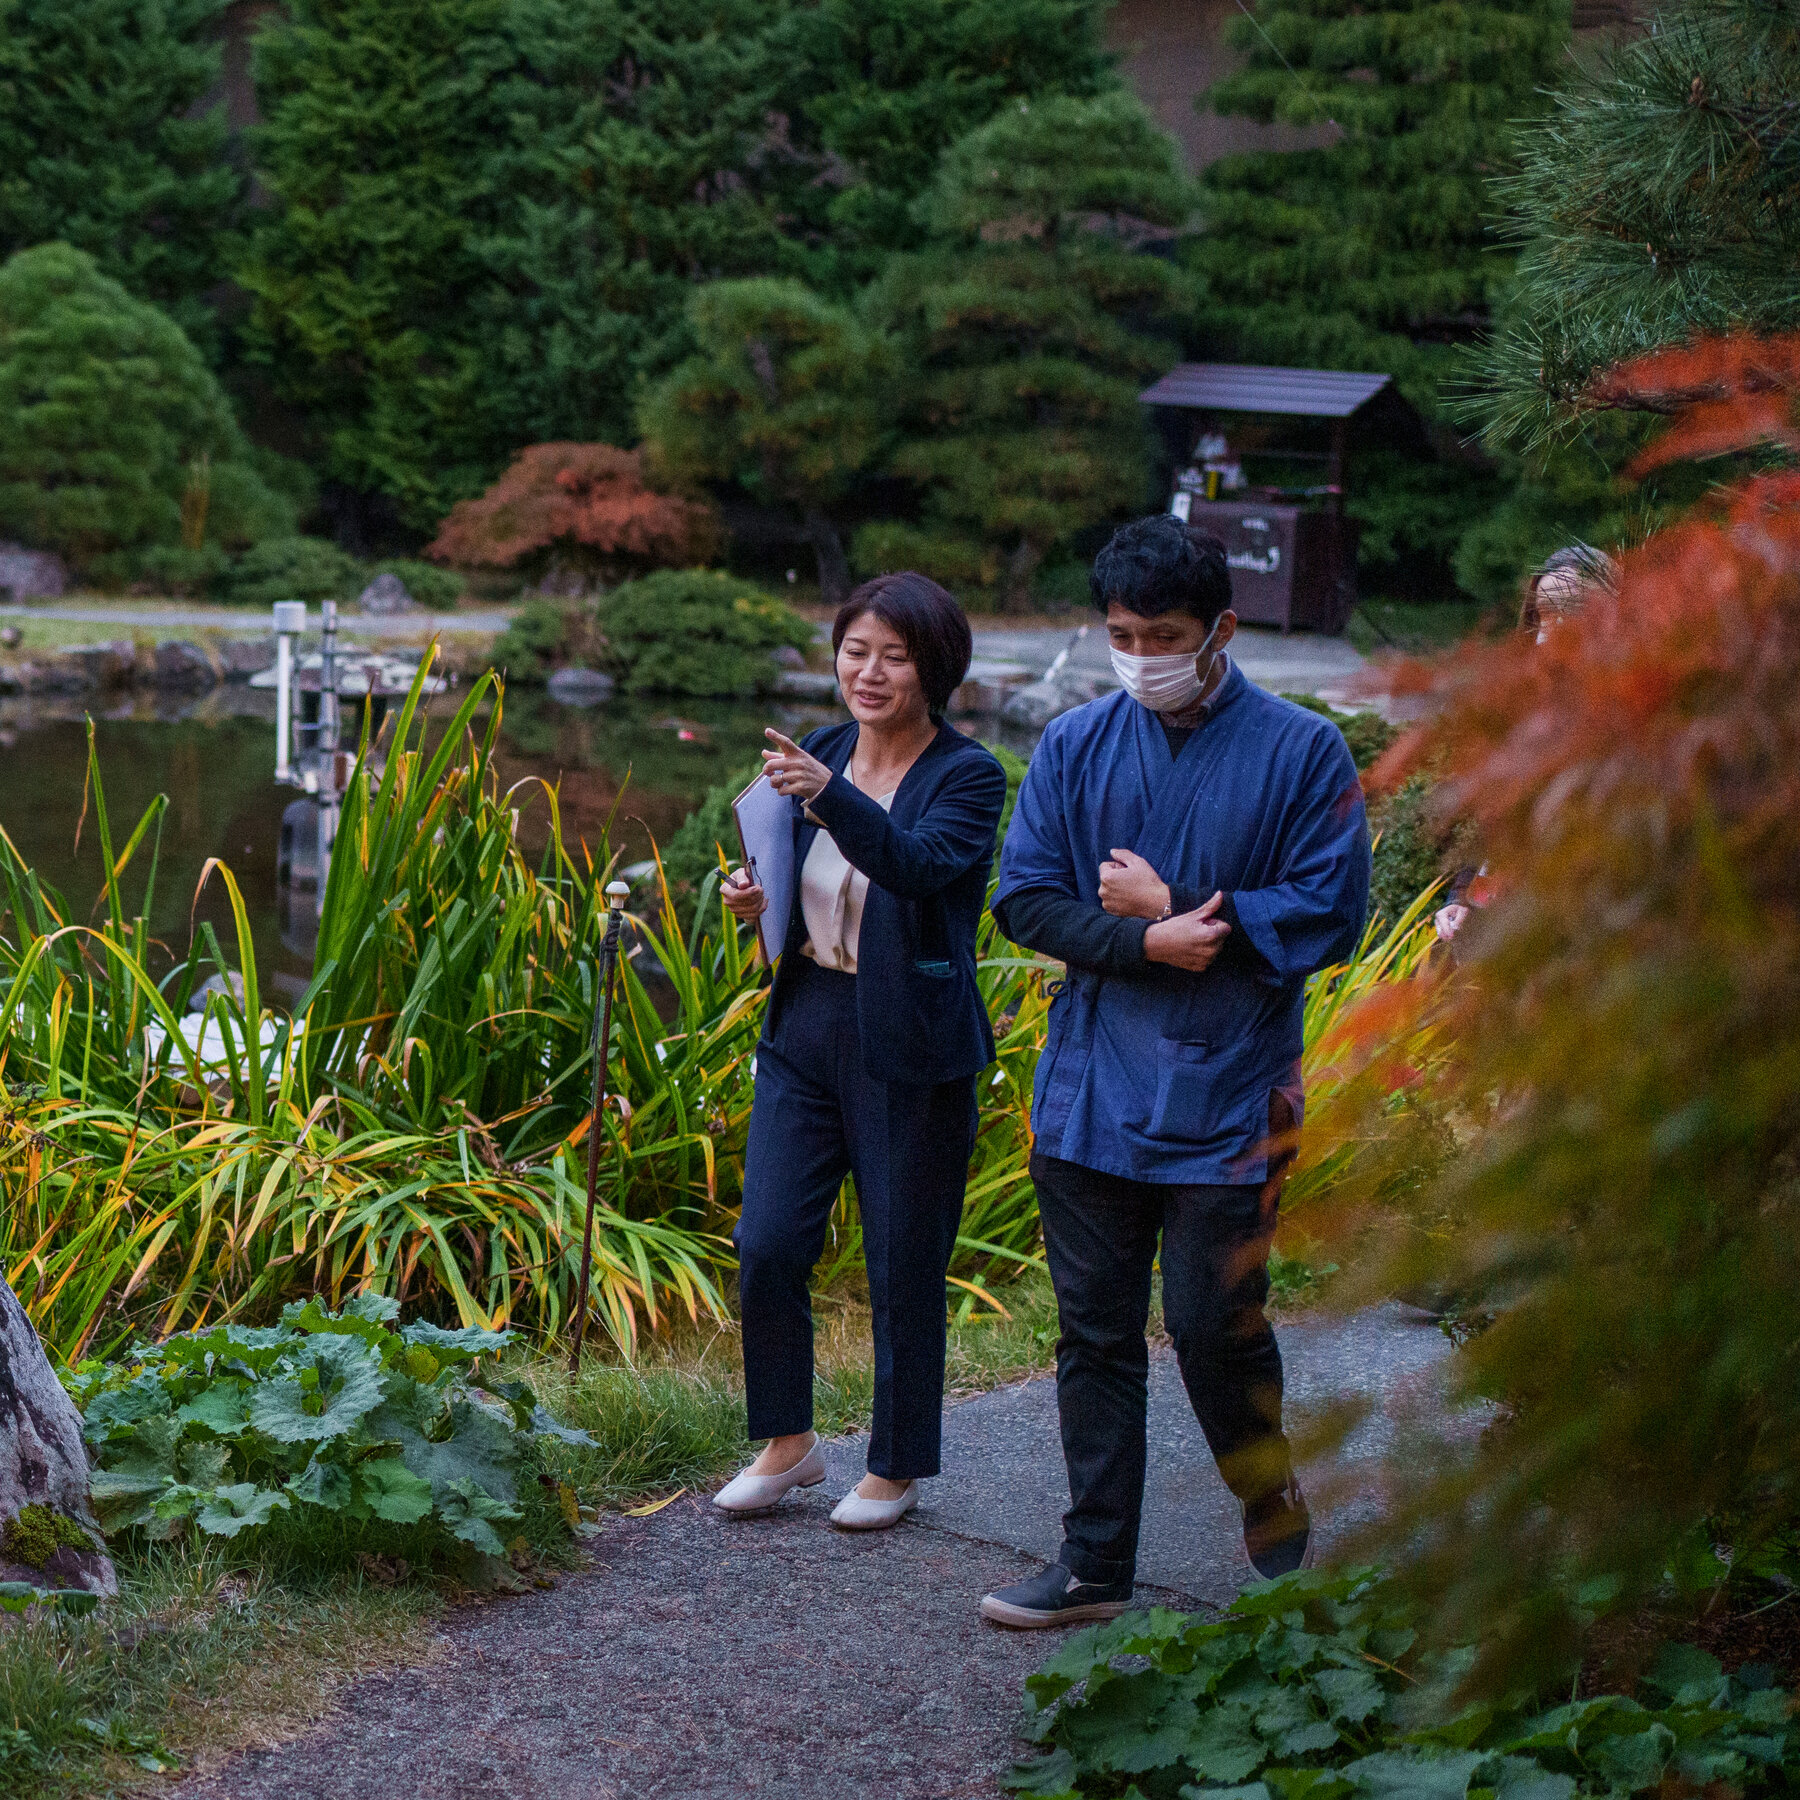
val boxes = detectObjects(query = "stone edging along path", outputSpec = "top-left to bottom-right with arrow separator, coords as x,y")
170,1307 -> 1455,1800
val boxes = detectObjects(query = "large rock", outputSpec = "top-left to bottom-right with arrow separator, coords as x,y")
546,665 -> 616,707
222,635 -> 275,681
0,544 -> 67,601
1001,678 -> 1078,729
1001,668 -> 1114,729
358,572 -> 417,615
15,658 -> 85,696
773,669 -> 840,702
153,639 -> 220,693
0,1279 -> 115,1597
950,658 -> 1035,718
54,640 -> 135,691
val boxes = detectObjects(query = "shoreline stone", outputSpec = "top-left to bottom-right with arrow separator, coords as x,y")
0,1279 -> 116,1599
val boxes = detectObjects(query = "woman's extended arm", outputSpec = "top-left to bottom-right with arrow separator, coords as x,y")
805,753 -> 1007,901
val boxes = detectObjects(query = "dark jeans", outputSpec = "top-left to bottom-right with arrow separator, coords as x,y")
1033,1147 -> 1292,1585
734,958 -> 977,1480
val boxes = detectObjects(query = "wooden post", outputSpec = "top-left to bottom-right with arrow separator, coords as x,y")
569,881 -> 632,1374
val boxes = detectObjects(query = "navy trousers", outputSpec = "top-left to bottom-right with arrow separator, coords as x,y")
734,959 -> 977,1480
1032,1149 -> 1292,1586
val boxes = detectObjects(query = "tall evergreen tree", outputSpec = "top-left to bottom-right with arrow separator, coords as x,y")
0,0 -> 241,354
243,0 -> 570,536
242,0 -> 826,537
640,280 -> 892,604
766,0 -> 1116,289
473,0 -> 818,459
243,0 -> 1127,540
1189,0 -> 1569,591
859,91 -> 1192,609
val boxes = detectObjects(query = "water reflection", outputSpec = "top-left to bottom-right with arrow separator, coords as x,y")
0,686 -> 848,988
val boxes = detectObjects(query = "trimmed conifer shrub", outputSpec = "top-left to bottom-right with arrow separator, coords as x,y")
0,244 -> 292,583
641,281 -> 891,606
858,91 -> 1192,609
597,570 -> 814,697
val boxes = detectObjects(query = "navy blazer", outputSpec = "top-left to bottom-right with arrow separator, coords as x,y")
763,720 -> 1007,1085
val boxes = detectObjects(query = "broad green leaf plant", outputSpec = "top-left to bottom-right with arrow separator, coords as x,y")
68,1294 -> 590,1560
1012,1571 -> 1800,1800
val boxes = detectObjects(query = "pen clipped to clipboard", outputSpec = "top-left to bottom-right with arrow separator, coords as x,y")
730,771 -> 797,966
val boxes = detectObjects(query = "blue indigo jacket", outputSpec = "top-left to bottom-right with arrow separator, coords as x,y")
992,665 -> 1370,1183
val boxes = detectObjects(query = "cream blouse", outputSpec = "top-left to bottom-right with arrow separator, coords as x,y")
798,787 -> 897,974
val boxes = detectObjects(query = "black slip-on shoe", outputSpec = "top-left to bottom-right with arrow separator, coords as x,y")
980,1563 -> 1133,1629
1243,1476 -> 1315,1581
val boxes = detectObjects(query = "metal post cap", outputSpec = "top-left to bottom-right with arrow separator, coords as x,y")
605,881 -> 631,905
272,602 -> 308,634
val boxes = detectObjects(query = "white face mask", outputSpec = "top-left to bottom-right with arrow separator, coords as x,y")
1109,621 -> 1224,713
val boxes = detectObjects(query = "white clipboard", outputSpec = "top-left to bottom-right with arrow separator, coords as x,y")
730,772 -> 797,967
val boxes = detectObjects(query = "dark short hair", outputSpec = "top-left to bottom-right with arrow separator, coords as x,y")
833,572 -> 973,718
1090,515 -> 1233,625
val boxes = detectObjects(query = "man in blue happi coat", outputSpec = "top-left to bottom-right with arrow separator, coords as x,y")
979,515 -> 1371,1628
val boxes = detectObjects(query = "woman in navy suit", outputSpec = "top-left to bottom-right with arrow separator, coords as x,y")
712,573 -> 1006,1530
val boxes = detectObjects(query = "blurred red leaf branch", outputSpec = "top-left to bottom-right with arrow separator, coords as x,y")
1297,332 -> 1800,1690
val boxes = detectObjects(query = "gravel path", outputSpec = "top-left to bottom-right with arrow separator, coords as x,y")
172,1308 -> 1455,1800
172,1500 -> 1113,1800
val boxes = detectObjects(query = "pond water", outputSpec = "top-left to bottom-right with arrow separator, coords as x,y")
0,687 -> 858,1001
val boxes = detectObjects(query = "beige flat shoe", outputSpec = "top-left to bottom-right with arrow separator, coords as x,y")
712,1436 -> 826,1514
829,1480 -> 919,1531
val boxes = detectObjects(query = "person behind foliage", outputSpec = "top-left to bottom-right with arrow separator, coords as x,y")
1436,543 -> 1619,946
979,515 -> 1371,1628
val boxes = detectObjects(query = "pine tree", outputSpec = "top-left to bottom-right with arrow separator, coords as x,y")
1448,2 -> 1800,603
0,0 -> 241,355
1189,0 -> 1569,591
639,280 -> 892,604
858,91 -> 1192,610
1479,0 -> 1800,447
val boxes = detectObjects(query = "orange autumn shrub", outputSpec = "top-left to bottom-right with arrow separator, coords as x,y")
425,443 -> 717,579
1301,333 -> 1800,1690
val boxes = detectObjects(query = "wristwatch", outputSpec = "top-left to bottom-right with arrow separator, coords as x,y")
1156,898 -> 1174,923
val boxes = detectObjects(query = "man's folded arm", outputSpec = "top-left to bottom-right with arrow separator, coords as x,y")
1162,884 -> 1269,976
991,886 -> 1150,975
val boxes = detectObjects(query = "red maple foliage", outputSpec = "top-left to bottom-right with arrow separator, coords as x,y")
1298,332 -> 1800,1691
1586,333 -> 1800,476
425,443 -> 718,575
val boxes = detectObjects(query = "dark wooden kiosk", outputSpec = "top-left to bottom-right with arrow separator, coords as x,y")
1138,363 -> 1395,634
